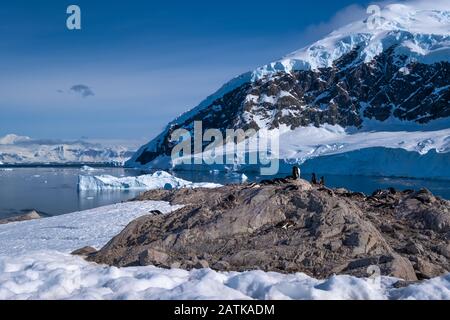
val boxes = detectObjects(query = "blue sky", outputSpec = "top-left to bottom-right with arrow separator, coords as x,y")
0,0 -> 378,140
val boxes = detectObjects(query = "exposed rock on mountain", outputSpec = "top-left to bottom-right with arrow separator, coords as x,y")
127,4 -> 450,174
140,48 -> 450,164
88,180 -> 450,281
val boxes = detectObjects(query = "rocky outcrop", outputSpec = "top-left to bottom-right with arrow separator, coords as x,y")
88,180 -> 450,281
0,210 -> 41,225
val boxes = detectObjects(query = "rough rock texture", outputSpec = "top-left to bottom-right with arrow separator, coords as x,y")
89,180 -> 450,281
0,210 -> 41,225
71,246 -> 98,257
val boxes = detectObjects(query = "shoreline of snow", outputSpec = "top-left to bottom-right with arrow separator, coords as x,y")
0,200 -> 183,256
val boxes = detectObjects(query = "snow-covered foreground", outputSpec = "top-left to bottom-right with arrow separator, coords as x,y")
0,200 -> 449,300
0,251 -> 449,300
78,170 -> 222,191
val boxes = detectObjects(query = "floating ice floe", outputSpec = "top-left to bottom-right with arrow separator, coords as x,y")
80,165 -> 97,172
77,170 -> 222,191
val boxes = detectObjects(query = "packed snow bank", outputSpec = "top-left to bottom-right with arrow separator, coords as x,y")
0,252 -> 449,300
0,201 -> 183,256
78,171 -> 222,191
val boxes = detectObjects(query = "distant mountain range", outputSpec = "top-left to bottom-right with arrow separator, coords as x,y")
127,3 -> 450,179
0,134 -> 140,166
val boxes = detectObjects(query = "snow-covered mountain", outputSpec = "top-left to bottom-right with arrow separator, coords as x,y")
127,3 -> 450,179
0,134 -> 139,165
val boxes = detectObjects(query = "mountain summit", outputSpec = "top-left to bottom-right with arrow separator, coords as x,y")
127,4 -> 450,178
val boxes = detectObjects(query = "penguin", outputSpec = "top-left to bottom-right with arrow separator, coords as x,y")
311,173 -> 317,185
249,182 -> 261,189
292,166 -> 300,180
319,176 -> 325,186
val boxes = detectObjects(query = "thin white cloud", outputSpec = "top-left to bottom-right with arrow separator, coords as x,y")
301,4 -> 368,43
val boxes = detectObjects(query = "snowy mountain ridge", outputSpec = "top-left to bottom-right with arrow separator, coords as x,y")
0,134 -> 31,145
158,4 -> 450,135
256,4 -> 450,78
0,134 -> 139,165
127,3 -> 450,179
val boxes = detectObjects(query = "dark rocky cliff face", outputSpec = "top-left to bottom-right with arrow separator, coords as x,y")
135,46 -> 450,166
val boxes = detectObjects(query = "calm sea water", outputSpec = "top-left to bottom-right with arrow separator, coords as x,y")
0,167 -> 449,219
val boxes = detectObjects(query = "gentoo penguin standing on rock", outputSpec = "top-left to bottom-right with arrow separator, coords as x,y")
319,176 -> 325,186
292,166 -> 300,180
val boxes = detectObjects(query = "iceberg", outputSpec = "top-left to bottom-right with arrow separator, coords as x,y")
77,170 -> 222,191
80,165 -> 97,172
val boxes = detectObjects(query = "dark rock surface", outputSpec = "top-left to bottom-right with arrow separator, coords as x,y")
71,246 -> 98,257
88,180 -> 450,281
0,210 -> 41,225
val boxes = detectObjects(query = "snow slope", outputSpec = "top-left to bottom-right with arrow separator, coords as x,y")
0,201 -> 183,256
254,3 -> 450,78
78,170 -> 222,191
0,199 -> 449,300
0,134 -> 140,165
